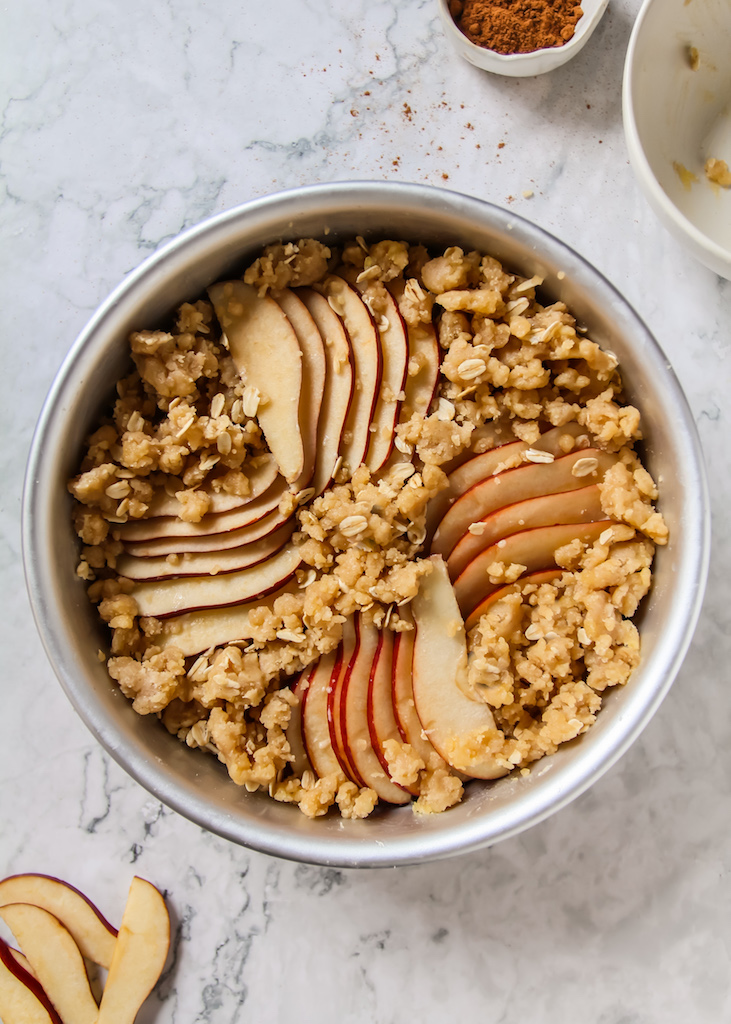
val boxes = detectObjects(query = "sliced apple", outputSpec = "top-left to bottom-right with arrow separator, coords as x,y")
318,275 -> 381,478
388,279 -> 440,422
390,609 -> 446,770
275,288 -> 327,491
327,617 -> 361,784
131,544 -> 302,618
0,874 -> 117,968
341,618 -> 411,803
357,286 -> 409,472
285,670 -> 313,777
116,476 -> 289,542
6,947 -> 33,978
301,651 -> 348,783
365,627 -> 418,798
447,483 -> 605,580
208,280 -> 304,483
465,569 -> 563,632
431,448 -> 617,559
0,903 -> 98,1024
155,580 -> 299,656
0,937 -> 61,1024
95,876 -> 170,1024
143,457 -> 279,519
411,557 -> 508,780
297,287 -> 355,495
122,507 -> 294,558
116,521 -> 294,581
456,519 -> 614,621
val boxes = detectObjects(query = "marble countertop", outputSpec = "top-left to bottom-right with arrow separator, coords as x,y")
1,0 -> 730,1020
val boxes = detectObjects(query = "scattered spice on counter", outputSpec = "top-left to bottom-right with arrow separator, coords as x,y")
449,0 -> 584,55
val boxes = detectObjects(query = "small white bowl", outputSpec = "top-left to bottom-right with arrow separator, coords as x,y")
437,0 -> 609,77
623,0 -> 731,280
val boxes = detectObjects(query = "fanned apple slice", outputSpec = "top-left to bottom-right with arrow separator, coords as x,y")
318,275 -> 381,478
208,280 -> 304,483
411,557 -> 508,780
285,670 -> 313,777
95,876 -> 169,1024
448,483 -> 605,579
0,875 -> 116,968
387,279 -> 440,422
342,618 -> 411,804
142,457 -> 279,519
366,628 -> 418,798
6,947 -> 33,978
327,617 -> 361,784
0,938 -> 61,1024
116,476 -> 289,542
0,903 -> 98,1024
390,608 -> 446,770
275,289 -> 327,491
357,286 -> 409,472
301,651 -> 348,783
437,420 -> 517,477
116,521 -> 294,581
298,287 -> 355,495
122,508 -> 294,558
466,569 -> 563,631
431,448 -> 617,559
131,544 -> 302,618
155,580 -> 298,656
456,519 -> 614,622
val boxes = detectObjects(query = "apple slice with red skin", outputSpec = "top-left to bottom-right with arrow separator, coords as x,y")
327,617 -> 362,784
456,519 -> 614,622
341,618 -> 411,804
285,670 -> 313,777
357,286 -> 409,472
366,628 -> 418,798
208,280 -> 304,483
387,279 -> 440,422
318,276 -> 382,478
0,874 -> 116,968
116,475 -> 289,542
116,520 -> 294,581
0,937 -> 61,1024
0,903 -> 98,1024
465,569 -> 563,632
155,580 -> 299,656
301,650 -> 348,783
275,288 -> 327,491
411,557 -> 508,780
438,420 -> 517,476
122,508 -> 294,558
142,457 -> 279,519
447,483 -> 605,580
431,447 -> 617,559
297,287 -> 355,495
95,876 -> 170,1024
6,946 -> 34,978
131,542 -> 302,618
390,609 -> 447,771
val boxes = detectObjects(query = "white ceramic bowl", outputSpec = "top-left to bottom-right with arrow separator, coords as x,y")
623,0 -> 731,280
23,182 -> 709,867
437,0 -> 609,77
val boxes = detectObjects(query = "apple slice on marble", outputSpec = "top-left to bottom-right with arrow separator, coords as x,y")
431,448 -> 617,559
116,520 -> 294,581
297,287 -> 355,495
390,609 -> 446,771
142,457 -> 279,519
457,519 -> 614,624
95,876 -> 170,1024
301,650 -> 348,783
122,507 -> 294,558
357,286 -> 409,473
208,280 -> 304,483
0,903 -> 98,1024
318,275 -> 382,478
411,557 -> 509,780
0,874 -> 117,968
131,543 -> 302,618
275,288 -> 327,491
0,937 -> 61,1024
365,627 -> 418,798
341,617 -> 410,803
447,483 -> 606,580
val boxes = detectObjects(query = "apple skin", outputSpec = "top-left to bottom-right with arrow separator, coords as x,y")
0,874 -> 116,969
0,936 -> 63,1024
301,651 -> 348,783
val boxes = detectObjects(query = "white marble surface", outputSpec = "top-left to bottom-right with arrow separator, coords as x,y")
1,0 -> 730,1020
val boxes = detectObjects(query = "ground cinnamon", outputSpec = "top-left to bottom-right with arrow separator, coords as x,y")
449,0 -> 584,55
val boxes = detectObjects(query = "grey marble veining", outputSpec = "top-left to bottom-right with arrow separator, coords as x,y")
2,0 -> 731,1021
